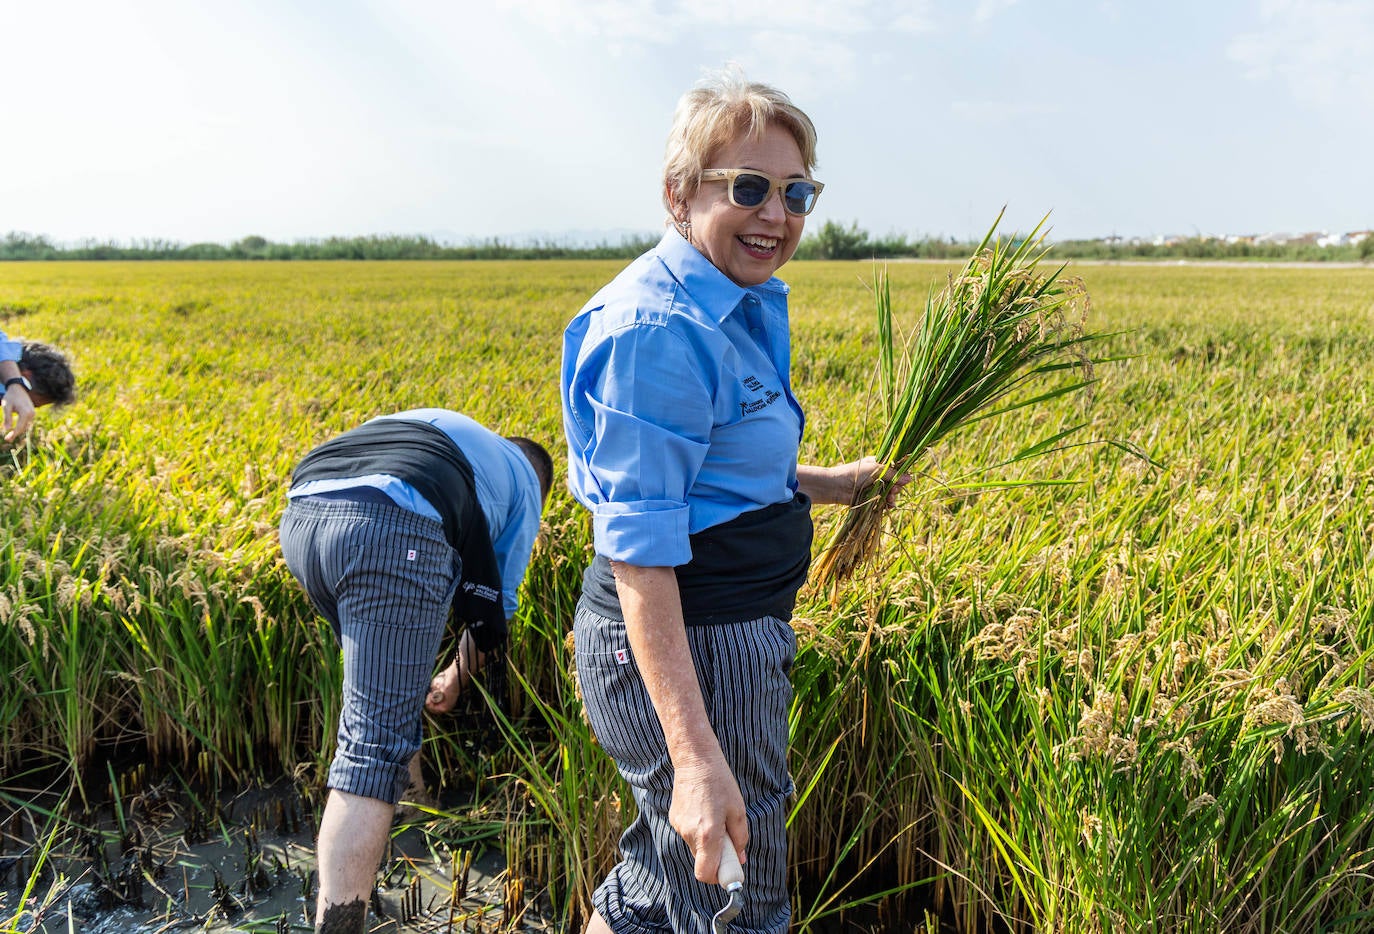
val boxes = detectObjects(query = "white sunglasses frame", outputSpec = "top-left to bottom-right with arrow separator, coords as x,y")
700,169 -> 825,216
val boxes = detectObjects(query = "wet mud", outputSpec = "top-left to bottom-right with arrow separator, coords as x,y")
1,769 -> 553,933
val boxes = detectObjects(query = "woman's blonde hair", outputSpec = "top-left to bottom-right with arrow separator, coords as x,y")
662,64 -> 818,221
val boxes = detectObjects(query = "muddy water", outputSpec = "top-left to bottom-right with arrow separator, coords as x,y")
1,774 -> 554,932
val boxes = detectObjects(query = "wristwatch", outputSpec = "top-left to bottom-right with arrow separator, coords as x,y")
3,376 -> 33,392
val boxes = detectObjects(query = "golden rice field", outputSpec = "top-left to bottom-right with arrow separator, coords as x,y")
1,257 -> 1372,933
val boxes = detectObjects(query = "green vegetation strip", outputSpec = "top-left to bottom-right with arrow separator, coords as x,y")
1,258 -> 1371,932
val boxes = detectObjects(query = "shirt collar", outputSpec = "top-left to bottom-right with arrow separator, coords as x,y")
655,228 -> 789,324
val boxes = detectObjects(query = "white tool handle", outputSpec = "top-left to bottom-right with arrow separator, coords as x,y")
718,842 -> 744,890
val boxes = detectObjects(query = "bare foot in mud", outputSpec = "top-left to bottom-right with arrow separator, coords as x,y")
317,896 -> 368,933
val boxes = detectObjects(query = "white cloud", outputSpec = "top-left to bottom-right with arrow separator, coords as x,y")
974,0 -> 1021,25
950,99 -> 1060,122
726,31 -> 862,100
890,8 -> 939,34
470,0 -> 938,98
490,0 -> 936,49
1227,0 -> 1374,110
733,0 -> 936,35
492,0 -> 678,45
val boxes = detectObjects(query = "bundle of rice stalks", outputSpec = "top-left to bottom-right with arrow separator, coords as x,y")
812,209 -> 1119,586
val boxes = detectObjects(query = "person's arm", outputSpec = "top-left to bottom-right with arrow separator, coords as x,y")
565,318 -> 743,877
612,561 -> 748,884
425,451 -> 543,715
797,456 -> 911,506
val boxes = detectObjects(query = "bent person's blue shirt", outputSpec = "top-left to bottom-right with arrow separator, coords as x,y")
288,408 -> 541,617
0,331 -> 20,362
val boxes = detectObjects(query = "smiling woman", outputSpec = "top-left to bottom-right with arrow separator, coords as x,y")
559,64 -> 907,934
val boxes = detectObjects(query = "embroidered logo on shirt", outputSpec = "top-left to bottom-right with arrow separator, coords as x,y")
613,648 -> 630,665
406,549 -> 417,561
739,374 -> 782,416
462,580 -> 500,602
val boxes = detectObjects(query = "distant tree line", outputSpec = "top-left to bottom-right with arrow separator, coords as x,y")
1048,234 -> 1374,263
3,223 -> 1371,263
791,221 -> 1374,263
790,221 -> 978,260
0,231 -> 662,261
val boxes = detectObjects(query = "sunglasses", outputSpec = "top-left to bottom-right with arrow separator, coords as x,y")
700,169 -> 825,216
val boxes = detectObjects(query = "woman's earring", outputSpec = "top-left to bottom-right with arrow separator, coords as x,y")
675,214 -> 691,241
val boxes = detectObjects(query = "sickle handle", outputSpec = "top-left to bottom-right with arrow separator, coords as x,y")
718,841 -> 744,889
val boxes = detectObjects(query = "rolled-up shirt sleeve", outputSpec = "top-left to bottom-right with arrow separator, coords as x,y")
0,331 -> 20,362
567,322 -> 712,567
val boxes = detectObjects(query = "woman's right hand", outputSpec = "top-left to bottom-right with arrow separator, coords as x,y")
668,752 -> 749,886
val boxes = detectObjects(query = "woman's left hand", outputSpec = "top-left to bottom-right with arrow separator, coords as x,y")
848,456 -> 912,507
797,457 -> 912,507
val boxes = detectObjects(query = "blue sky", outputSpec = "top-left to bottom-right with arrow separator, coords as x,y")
3,0 -> 1371,245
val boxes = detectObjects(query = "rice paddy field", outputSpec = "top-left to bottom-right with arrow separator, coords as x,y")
1,256 -> 1372,933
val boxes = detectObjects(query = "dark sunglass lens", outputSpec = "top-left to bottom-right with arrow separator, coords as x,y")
730,173 -> 771,207
783,181 -> 818,215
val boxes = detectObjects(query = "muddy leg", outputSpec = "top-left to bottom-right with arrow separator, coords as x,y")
314,789 -> 392,932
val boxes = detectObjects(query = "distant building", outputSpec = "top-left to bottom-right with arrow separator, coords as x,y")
1087,228 -> 1370,250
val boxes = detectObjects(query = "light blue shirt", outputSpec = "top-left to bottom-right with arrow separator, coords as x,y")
289,408 -> 542,617
0,330 -> 19,362
561,229 -> 805,567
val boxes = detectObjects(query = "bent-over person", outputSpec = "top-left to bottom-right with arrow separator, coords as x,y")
278,408 -> 552,933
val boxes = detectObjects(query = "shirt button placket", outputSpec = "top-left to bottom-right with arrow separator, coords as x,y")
744,294 -> 764,337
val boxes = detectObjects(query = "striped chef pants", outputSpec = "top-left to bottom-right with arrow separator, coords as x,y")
279,492 -> 462,804
575,606 -> 797,934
